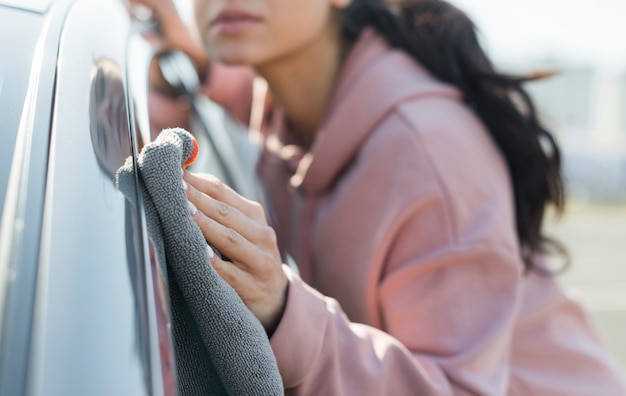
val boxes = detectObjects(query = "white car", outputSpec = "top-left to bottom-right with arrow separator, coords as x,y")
0,1 -> 258,395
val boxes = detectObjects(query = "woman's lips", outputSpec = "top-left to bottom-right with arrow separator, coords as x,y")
211,7 -> 262,35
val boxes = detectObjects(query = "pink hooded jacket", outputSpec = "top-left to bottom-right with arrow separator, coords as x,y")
151,30 -> 626,395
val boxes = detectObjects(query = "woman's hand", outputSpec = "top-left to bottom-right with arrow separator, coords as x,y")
127,0 -> 191,50
183,171 -> 289,335
126,0 -> 210,84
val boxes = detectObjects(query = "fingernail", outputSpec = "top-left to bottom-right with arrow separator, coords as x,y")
187,200 -> 197,216
206,244 -> 215,260
182,180 -> 188,191
180,168 -> 184,177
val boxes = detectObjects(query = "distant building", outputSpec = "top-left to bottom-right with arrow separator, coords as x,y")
523,65 -> 626,201
527,67 -> 595,146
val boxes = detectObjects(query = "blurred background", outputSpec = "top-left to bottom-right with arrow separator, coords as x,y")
451,0 -> 626,369
176,0 -> 626,368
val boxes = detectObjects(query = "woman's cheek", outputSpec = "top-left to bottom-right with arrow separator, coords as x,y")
192,0 -> 214,47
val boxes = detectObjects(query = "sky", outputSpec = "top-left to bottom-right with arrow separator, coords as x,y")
449,0 -> 626,72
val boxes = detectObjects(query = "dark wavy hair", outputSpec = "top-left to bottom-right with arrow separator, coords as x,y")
341,0 -> 566,273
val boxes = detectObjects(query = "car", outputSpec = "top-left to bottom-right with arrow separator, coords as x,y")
0,1 -> 174,395
0,1 -> 258,395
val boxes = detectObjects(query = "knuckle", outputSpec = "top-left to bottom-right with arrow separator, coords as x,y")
262,252 -> 276,269
216,201 -> 230,218
224,227 -> 239,245
250,201 -> 263,213
261,226 -> 277,246
250,201 -> 266,220
208,177 -> 226,195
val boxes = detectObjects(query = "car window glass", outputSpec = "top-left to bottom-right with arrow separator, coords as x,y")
0,9 -> 42,219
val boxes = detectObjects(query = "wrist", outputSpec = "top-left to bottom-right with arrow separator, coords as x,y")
264,275 -> 289,337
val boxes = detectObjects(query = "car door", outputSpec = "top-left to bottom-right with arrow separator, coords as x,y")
0,5 -> 54,396
18,1 -> 173,395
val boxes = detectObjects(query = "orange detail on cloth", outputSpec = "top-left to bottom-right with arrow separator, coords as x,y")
183,137 -> 199,169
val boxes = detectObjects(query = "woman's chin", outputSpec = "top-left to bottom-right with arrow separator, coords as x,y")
209,44 -> 265,67
215,56 -> 250,66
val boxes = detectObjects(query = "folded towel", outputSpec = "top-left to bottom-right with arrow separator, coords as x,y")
116,128 -> 283,395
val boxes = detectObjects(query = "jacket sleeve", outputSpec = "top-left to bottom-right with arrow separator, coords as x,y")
270,243 -> 521,396
268,107 -> 523,395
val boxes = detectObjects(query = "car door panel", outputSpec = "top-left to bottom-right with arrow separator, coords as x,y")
27,1 -> 163,395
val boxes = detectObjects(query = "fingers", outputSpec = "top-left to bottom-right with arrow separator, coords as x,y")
183,175 -> 272,264
184,179 -> 262,242
209,251 -> 287,334
210,251 -> 248,288
185,198 -> 275,273
208,253 -> 265,309
183,172 -> 287,334
184,171 -> 267,224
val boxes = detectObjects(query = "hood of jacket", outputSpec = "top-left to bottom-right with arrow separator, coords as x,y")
283,28 -> 461,196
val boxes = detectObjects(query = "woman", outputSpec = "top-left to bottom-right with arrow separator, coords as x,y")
131,0 -> 626,394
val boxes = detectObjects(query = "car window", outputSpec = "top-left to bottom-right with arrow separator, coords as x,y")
0,8 -> 42,220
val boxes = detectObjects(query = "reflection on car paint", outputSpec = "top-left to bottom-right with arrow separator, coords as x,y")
88,57 -> 176,395
89,57 -> 133,178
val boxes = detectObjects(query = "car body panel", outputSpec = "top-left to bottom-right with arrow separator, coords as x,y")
0,2 -> 71,394
30,1 -> 154,394
0,1 -> 171,395
0,9 -> 42,223
0,0 -> 54,14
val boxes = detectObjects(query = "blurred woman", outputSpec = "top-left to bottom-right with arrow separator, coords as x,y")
130,0 -> 626,394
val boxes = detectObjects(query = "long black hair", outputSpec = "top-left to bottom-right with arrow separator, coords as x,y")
342,0 -> 566,273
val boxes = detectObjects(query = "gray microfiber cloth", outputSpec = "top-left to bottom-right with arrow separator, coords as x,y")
115,128 -> 283,396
